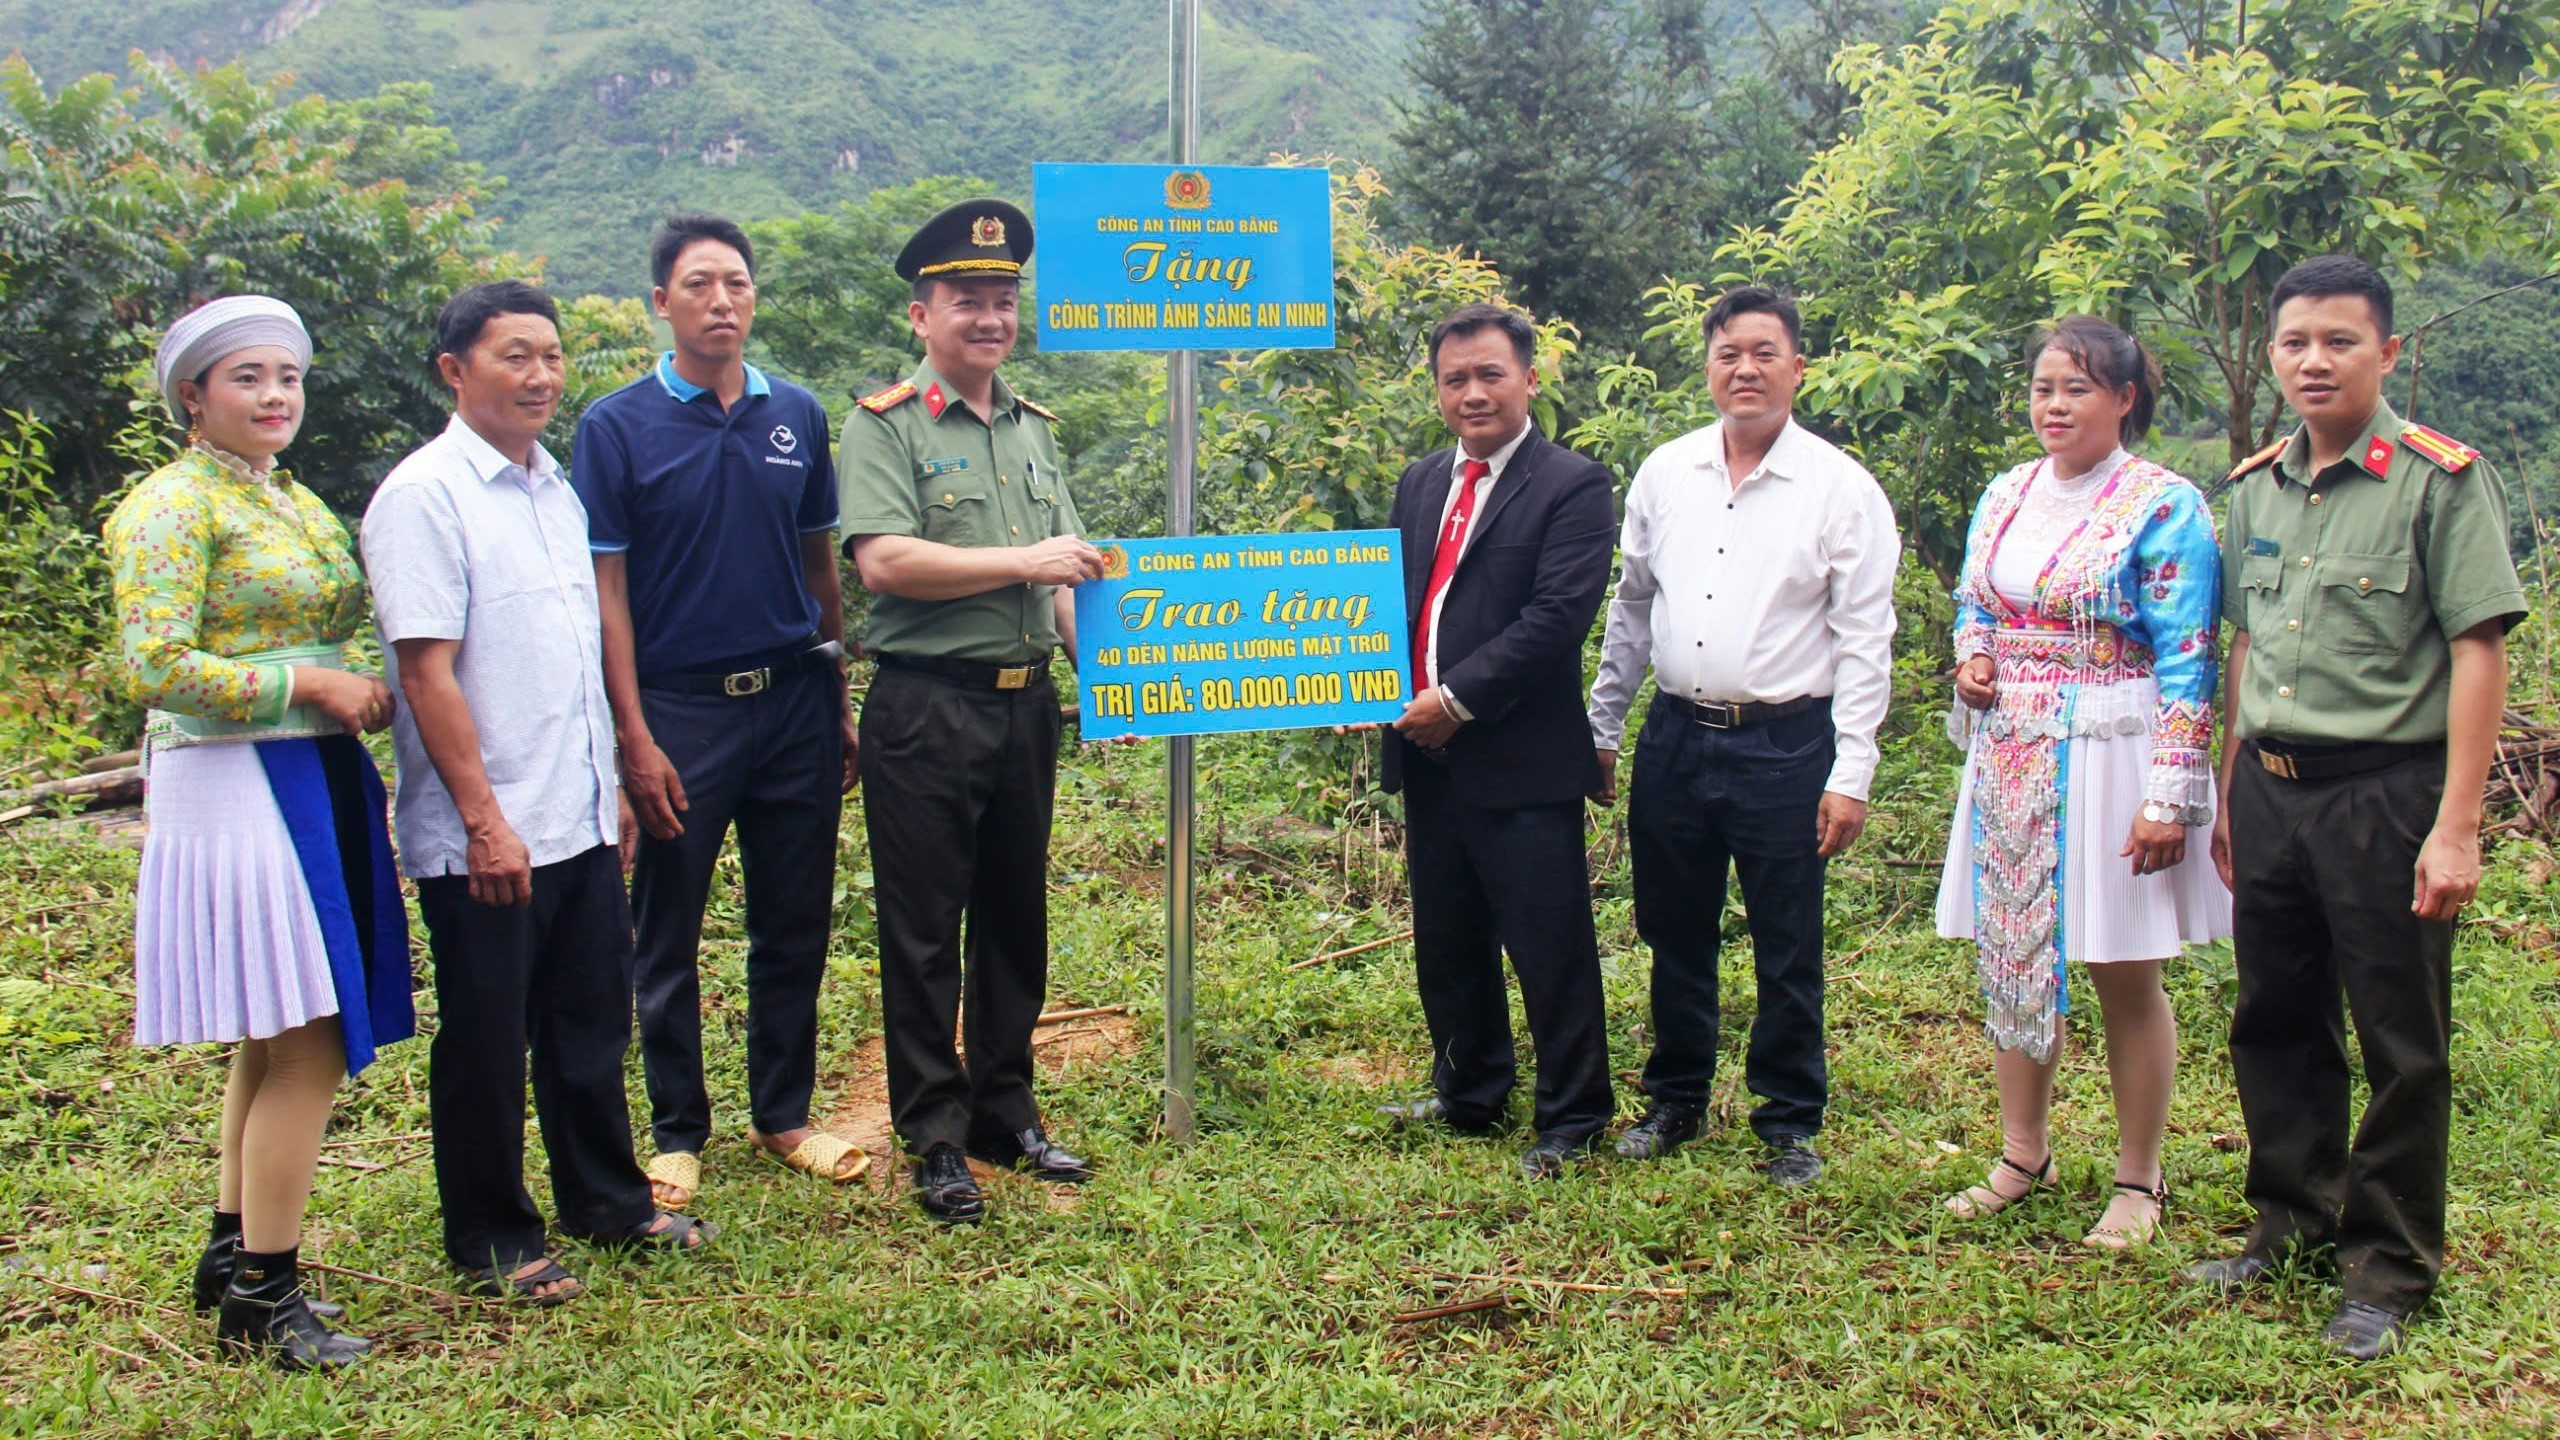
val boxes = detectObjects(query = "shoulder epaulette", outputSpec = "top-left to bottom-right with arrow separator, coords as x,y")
1017,394 -> 1059,422
2227,434 -> 2289,483
2400,423 -> 2480,474
857,381 -> 917,414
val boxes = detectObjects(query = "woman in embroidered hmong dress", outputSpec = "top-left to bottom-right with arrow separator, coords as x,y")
105,296 -> 413,1369
1933,316 -> 2230,1248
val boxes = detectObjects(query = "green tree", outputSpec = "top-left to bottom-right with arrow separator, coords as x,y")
0,54 -> 500,509
1386,0 -> 1914,368
1385,0 -> 1726,362
1201,162 -> 1578,536
0,410 -> 146,751
1590,0 -> 2560,586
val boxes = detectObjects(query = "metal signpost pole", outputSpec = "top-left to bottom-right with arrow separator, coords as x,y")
1163,0 -> 1202,1142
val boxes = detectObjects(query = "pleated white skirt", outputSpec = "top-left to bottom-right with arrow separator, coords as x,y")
1935,713 -> 2233,964
132,743 -> 343,1046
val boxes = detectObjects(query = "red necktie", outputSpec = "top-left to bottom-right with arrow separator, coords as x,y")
1415,457 -> 1489,691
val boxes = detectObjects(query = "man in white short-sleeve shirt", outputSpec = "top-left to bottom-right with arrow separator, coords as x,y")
362,281 -> 709,1302
1586,284 -> 1901,1186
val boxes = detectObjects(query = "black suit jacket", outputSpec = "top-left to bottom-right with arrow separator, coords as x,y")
1381,427 -> 1616,808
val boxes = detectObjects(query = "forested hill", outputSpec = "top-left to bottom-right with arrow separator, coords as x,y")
0,0 -> 1421,295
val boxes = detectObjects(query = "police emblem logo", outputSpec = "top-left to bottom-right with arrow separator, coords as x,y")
1165,170 -> 1211,210
1099,544 -> 1131,580
970,214 -> 1007,248
769,424 -> 798,454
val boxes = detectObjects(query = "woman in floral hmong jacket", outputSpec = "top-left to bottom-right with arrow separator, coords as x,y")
106,296 -> 412,1367
1934,316 -> 2230,1249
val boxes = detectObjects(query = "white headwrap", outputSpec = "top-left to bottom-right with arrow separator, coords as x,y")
154,295 -> 313,423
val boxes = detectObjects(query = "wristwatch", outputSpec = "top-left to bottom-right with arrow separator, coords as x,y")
2140,801 -> 2176,825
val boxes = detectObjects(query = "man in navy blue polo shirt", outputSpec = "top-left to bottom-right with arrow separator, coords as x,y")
571,214 -> 868,1212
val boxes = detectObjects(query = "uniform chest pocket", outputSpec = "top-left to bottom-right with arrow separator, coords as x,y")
921,475 -> 994,547
2315,554 -> 2415,654
2238,553 -> 2287,636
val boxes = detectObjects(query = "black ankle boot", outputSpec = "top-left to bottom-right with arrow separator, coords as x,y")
193,1215 -> 342,1320
216,1246 -> 371,1370
191,1210 -> 242,1313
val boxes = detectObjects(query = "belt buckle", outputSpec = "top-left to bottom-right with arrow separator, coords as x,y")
994,664 -> 1034,691
722,668 -> 770,698
1692,701 -> 1738,730
2256,746 -> 2298,779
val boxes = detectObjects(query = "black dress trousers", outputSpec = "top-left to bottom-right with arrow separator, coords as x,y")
631,662 -> 844,1155
859,663 -> 1060,1155
1402,758 -> 1614,1140
2227,749 -> 2454,1316
1625,701 -> 1835,1142
420,843 -> 655,1271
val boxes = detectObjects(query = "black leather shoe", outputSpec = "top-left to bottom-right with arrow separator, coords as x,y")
1766,1137 -> 1824,1188
910,1143 -> 986,1225
1614,1104 -> 1703,1160
193,1227 -> 343,1320
1375,1095 -> 1503,1136
215,1247 -> 370,1371
2186,1252 -> 2279,1290
968,1127 -> 1095,1184
2323,1299 -> 2408,1360
1518,1131 -> 1601,1180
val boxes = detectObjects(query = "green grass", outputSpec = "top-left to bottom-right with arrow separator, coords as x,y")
5,727 -> 2559,1437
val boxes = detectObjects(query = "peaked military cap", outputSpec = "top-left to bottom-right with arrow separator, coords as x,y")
896,198 -> 1033,283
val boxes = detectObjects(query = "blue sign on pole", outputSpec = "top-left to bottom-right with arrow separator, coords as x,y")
1074,531 -> 1409,738
1032,163 -> 1335,352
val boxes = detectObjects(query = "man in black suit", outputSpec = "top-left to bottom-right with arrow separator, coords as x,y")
1373,302 -> 1618,1178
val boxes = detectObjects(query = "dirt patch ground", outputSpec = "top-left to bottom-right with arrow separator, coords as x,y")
820,1008 -> 1140,1203
1310,1051 -> 1417,1090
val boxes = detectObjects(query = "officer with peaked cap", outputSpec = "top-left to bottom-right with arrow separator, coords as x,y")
836,198 -> 1108,1223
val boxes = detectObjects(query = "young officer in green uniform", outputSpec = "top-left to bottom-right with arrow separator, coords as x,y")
837,199 -> 1109,1224
2194,255 -> 2527,1359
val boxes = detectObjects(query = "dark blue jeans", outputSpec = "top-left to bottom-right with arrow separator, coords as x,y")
1626,699 -> 1834,1141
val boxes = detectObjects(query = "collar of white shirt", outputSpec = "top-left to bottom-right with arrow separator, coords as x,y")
442,412 -> 562,489
1698,417 -> 1814,486
1449,420 -> 1534,484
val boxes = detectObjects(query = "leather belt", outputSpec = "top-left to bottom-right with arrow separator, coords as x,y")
642,640 -> 827,698
876,651 -> 1052,691
1660,694 -> 1821,730
2250,738 -> 2440,782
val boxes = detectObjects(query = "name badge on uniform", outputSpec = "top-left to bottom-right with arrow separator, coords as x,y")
2246,536 -> 2280,557
916,457 -> 970,478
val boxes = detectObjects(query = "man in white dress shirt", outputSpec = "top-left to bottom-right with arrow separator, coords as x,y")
1586,285 -> 1900,1186
364,282 -> 709,1303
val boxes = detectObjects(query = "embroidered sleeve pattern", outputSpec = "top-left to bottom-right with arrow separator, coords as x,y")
2124,477 -> 2221,819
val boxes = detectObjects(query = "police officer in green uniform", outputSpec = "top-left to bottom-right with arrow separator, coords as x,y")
838,199 -> 1108,1223
2193,255 -> 2527,1358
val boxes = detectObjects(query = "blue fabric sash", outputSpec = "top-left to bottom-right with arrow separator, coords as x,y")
255,738 -> 414,1074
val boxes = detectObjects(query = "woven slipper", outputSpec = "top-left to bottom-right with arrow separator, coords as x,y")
645,1151 -> 700,1207
753,1129 -> 871,1185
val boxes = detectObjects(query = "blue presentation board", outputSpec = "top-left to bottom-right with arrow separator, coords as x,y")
1031,163 -> 1336,352
1074,531 -> 1410,737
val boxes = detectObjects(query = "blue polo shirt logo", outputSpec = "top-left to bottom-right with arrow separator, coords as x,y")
770,424 -> 798,454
